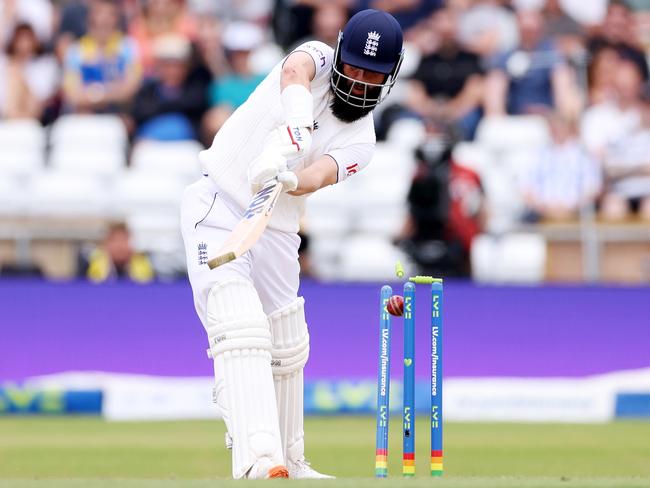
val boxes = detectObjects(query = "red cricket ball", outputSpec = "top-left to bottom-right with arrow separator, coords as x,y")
387,295 -> 404,317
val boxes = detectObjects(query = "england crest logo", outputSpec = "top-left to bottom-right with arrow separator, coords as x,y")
364,31 -> 381,57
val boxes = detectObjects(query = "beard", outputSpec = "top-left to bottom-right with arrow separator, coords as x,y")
329,82 -> 381,123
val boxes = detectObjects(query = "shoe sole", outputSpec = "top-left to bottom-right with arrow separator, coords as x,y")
268,465 -> 289,478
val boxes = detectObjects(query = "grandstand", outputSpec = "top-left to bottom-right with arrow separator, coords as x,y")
1,1 -> 649,283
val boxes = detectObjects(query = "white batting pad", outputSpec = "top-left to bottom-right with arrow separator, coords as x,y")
206,279 -> 284,479
268,297 -> 310,463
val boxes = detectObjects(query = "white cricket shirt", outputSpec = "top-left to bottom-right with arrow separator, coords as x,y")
198,41 -> 376,233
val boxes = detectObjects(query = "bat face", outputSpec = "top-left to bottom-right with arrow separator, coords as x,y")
207,180 -> 283,270
244,183 -> 280,220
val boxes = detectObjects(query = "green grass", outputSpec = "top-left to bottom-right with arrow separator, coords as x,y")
1,416 -> 650,487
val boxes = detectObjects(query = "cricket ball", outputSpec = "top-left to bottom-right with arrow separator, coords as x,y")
387,295 -> 404,317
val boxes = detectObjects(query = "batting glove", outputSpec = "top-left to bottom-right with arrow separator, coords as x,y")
269,124 -> 312,157
277,170 -> 298,192
247,147 -> 287,194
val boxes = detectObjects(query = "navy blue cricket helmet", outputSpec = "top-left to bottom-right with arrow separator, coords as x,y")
331,9 -> 404,109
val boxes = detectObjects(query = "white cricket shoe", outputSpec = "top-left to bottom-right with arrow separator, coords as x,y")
225,435 -> 288,479
227,433 -> 330,479
245,457 -> 289,479
288,459 -> 335,479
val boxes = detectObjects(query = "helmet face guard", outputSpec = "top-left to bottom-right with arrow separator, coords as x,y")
330,31 -> 404,110
329,9 -> 404,111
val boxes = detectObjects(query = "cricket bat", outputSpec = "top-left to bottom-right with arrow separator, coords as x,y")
207,179 -> 283,269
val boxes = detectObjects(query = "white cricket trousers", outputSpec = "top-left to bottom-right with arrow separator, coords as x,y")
180,176 -> 302,326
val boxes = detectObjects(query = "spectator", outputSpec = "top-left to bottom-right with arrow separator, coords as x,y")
353,0 -> 440,32
187,0 -> 272,24
483,8 -> 582,119
62,0 -> 142,115
55,0 -> 139,60
291,3 -> 348,48
131,34 -> 210,142
194,15 -> 227,78
201,22 -> 266,142
0,0 -> 54,46
0,22 -> 60,120
588,0 -> 649,82
457,0 -> 519,60
312,4 -> 348,46
79,222 -> 155,283
542,0 -> 581,38
521,113 -> 601,222
581,58 -> 650,221
552,0 -> 608,27
55,0 -> 91,61
399,130 -> 484,277
129,0 -> 197,75
542,0 -> 585,61
587,44 -> 620,105
581,58 -> 644,161
636,4 -> 650,51
599,89 -> 650,221
272,0 -> 352,50
405,7 -> 484,139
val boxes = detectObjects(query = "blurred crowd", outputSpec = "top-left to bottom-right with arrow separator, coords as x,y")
2,0 -> 650,281
391,0 -> 650,223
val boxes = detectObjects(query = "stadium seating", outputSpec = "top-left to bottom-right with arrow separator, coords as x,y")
452,141 -> 493,173
303,181 -> 353,237
1,111 -> 646,283
0,120 -> 46,180
27,170 -> 112,217
307,236 -> 345,281
338,234 -> 410,281
471,232 -> 547,283
385,117 -> 427,152
475,115 -> 550,153
304,142 -> 415,281
131,140 -> 203,183
354,143 -> 413,238
0,176 -> 27,216
0,116 -> 196,278
49,114 -> 128,149
48,115 -> 128,181
48,146 -> 126,179
458,116 -> 551,282
113,171 -> 187,275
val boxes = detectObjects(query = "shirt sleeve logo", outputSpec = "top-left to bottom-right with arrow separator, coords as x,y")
307,44 -> 326,67
346,163 -> 359,176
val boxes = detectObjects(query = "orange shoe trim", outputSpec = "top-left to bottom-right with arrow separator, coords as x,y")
268,465 -> 289,478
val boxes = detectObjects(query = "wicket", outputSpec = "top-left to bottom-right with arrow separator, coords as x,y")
374,276 -> 444,478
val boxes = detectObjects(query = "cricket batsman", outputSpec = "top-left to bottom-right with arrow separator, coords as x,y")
180,9 -> 404,479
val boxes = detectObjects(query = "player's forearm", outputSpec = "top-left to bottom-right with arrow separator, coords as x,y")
290,170 -> 327,195
289,156 -> 338,196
